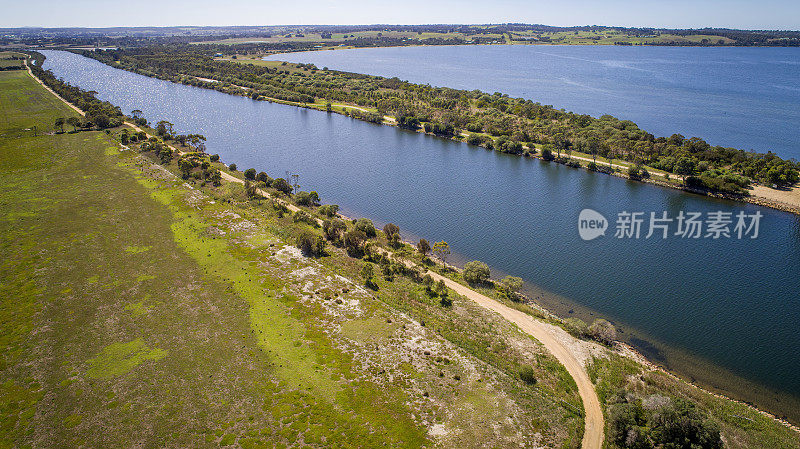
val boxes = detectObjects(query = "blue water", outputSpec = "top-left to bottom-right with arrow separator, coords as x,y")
40,50 -> 800,420
268,45 -> 800,159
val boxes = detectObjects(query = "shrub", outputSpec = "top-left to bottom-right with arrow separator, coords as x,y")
463,260 -> 490,285
354,218 -> 377,238
564,318 -> 589,337
519,366 -> 537,385
255,171 -> 272,185
318,204 -> 339,218
244,168 -> 257,180
344,229 -> 367,256
609,397 -> 722,449
296,230 -> 325,257
293,210 -> 317,227
361,262 -> 378,290
271,178 -> 293,195
589,319 -> 617,344
499,276 -> 523,300
228,163 -> 237,171
209,154 -> 220,162
295,191 -> 320,207
541,148 -> 554,161
323,218 -> 347,242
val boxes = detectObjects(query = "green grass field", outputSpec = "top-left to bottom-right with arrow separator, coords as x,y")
0,68 -> 586,447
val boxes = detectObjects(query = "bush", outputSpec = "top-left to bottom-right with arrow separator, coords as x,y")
589,319 -> 617,344
499,276 -> 523,300
295,191 -> 320,207
318,204 -> 339,218
244,168 -> 257,180
541,148 -> 554,161
463,260 -> 490,285
296,230 -> 325,257
228,163 -> 237,171
209,154 -> 220,162
564,318 -> 589,337
323,218 -> 347,242
256,171 -> 272,185
344,229 -> 367,256
519,366 -> 537,385
271,177 -> 293,194
293,210 -> 317,227
609,397 -> 722,449
354,218 -> 377,238
361,262 -> 378,290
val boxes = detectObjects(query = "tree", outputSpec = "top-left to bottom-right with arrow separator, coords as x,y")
589,319 -> 617,344
383,223 -> 400,247
295,191 -> 320,207
66,116 -> 81,132
54,117 -> 65,133
519,366 -> 537,385
343,229 -> 367,256
354,218 -> 377,238
432,241 -> 451,267
244,180 -> 260,199
296,230 -> 325,257
244,168 -> 257,180
674,157 -> 696,184
361,262 -> 377,290
155,120 -> 174,138
318,204 -> 339,218
228,163 -> 237,171
552,132 -> 568,158
417,238 -> 431,257
187,134 -> 206,152
323,218 -> 347,243
272,178 -> 293,195
463,261 -> 490,285
91,113 -> 111,129
256,171 -> 272,185
178,158 -> 194,179
500,276 -> 523,300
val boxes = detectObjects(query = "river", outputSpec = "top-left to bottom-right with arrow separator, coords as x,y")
40,49 -> 800,422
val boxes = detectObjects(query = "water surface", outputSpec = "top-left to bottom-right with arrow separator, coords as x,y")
41,50 -> 800,421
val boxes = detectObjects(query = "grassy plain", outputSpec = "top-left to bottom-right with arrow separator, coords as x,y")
197,29 -> 734,47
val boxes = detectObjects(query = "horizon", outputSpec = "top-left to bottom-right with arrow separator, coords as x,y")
2,0 -> 799,30
4,23 -> 800,32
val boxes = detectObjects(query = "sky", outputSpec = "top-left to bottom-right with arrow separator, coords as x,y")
1,0 -> 798,30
